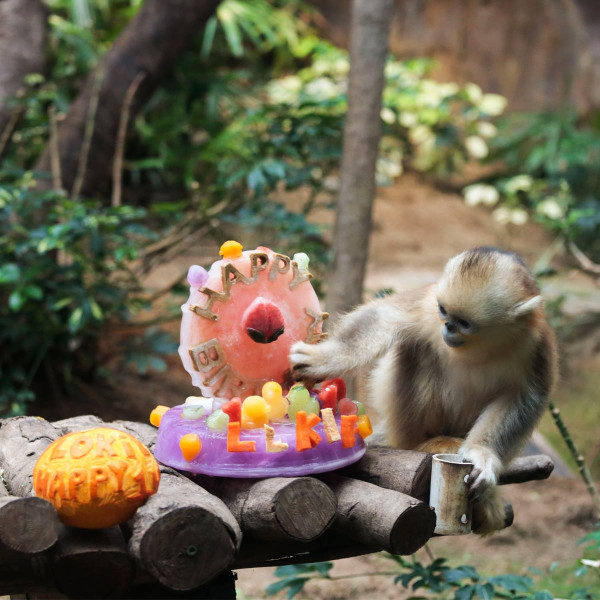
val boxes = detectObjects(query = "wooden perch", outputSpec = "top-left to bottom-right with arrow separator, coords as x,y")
499,455 -> 554,485
0,496 -> 59,555
55,414 -> 158,452
234,530 -> 378,568
52,525 -> 133,599
345,448 -> 554,501
342,447 -> 431,499
199,476 -> 337,542
0,416 -> 61,496
322,474 -> 436,555
128,468 -> 242,591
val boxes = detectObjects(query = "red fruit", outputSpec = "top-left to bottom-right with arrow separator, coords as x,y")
338,398 -> 358,416
321,378 -> 346,401
222,397 -> 242,423
318,385 -> 338,411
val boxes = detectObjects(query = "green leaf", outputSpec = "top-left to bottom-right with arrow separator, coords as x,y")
68,307 -> 84,333
89,299 -> 103,320
265,577 -> 308,597
446,566 -> 479,583
23,285 -> 43,300
52,298 -> 74,311
488,575 -> 532,593
8,291 -> 24,312
475,582 -> 494,600
0,263 -> 20,283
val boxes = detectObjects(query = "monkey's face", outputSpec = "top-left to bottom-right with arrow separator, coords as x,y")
435,249 -> 541,351
436,301 -> 475,348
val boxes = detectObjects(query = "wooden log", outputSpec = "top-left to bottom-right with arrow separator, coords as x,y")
129,468 -> 242,591
0,555 -> 54,596
342,447 -> 431,500
51,525 -> 133,599
0,417 -> 61,496
233,530 -> 378,569
0,496 -> 59,554
56,415 -> 159,451
499,455 -> 554,485
111,420 -> 158,452
53,414 -> 104,432
321,474 -> 436,555
199,476 -> 337,542
345,448 -> 554,501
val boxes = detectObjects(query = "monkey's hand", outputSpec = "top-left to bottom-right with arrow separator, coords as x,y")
289,340 -> 347,381
459,444 -> 502,502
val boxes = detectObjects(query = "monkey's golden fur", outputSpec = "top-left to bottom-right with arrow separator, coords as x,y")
291,247 -> 558,534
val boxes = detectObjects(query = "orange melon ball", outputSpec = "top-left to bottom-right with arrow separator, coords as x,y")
33,427 -> 160,529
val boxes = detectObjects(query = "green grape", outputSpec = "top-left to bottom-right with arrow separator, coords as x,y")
353,400 -> 366,415
293,252 -> 310,271
206,409 -> 229,431
287,385 -> 311,423
306,396 -> 320,416
182,405 -> 205,420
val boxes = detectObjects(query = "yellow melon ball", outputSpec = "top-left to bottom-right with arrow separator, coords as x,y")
219,240 -> 243,259
242,395 -> 269,421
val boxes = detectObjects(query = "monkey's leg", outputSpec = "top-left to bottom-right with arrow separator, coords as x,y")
414,436 -> 463,455
471,486 -> 513,535
290,300 -> 405,380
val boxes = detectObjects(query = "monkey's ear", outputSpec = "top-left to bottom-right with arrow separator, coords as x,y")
510,295 -> 543,317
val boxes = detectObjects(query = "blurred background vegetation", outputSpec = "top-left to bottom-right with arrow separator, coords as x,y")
1,0 -> 600,597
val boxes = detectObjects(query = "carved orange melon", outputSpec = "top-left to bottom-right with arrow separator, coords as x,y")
33,427 -> 160,529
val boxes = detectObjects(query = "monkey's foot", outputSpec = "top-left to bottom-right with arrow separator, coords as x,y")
472,487 -> 512,535
459,444 -> 502,502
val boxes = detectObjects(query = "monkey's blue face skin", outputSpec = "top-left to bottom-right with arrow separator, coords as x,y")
438,303 -> 475,347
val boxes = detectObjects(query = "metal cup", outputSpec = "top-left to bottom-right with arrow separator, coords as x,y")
429,453 -> 473,535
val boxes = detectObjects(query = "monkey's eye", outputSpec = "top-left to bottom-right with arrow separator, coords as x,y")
456,317 -> 471,330
438,304 -> 447,317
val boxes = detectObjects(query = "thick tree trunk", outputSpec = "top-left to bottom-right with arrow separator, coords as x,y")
0,0 -> 46,157
326,0 -> 395,318
35,0 -> 221,196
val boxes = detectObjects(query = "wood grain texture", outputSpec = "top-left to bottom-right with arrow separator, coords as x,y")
327,0 -> 395,317
0,496 -> 59,554
52,525 -> 133,599
342,447 -> 431,499
322,473 -> 436,555
129,468 -> 242,591
0,417 -> 61,496
200,476 -> 337,542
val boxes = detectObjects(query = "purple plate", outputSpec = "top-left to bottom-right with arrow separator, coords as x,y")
153,405 -> 366,477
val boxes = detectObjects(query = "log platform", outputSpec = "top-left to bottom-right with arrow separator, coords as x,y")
0,415 -> 554,599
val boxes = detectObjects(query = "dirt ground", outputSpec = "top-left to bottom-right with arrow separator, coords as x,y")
32,173 -> 600,599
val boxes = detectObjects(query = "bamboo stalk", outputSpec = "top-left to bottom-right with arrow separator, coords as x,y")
549,400 -> 600,511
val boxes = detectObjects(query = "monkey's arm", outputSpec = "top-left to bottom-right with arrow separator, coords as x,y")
459,392 -> 547,500
290,300 -> 406,381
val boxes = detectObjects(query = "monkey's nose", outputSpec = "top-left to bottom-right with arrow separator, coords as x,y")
445,322 -> 457,334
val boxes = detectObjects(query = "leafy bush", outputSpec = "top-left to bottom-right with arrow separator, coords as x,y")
0,175 -> 152,415
463,111 -> 600,262
265,552 -> 598,600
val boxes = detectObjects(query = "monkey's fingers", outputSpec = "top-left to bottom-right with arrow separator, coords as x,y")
466,468 -> 486,502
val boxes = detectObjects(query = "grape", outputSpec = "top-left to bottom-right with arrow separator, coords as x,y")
353,400 -> 366,415
206,409 -> 229,431
338,398 -> 358,415
287,385 -> 318,422
182,405 -> 205,420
